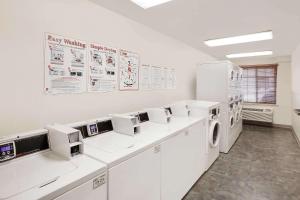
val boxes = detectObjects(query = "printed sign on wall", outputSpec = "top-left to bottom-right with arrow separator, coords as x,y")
166,67 -> 176,89
140,64 -> 152,90
119,49 -> 139,91
44,33 -> 87,94
88,43 -> 117,92
150,66 -> 162,90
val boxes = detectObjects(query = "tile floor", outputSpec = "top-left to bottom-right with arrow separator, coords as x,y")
184,125 -> 300,200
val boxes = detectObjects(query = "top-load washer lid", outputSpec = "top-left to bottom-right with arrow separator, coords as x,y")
187,100 -> 220,110
0,151 -> 106,200
85,132 -> 135,153
0,151 -> 77,199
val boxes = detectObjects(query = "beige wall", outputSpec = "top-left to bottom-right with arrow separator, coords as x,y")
292,44 -> 300,141
233,56 -> 292,126
0,0 -> 215,136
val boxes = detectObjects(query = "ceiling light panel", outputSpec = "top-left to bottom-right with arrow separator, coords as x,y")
131,0 -> 173,9
226,51 -> 273,59
204,31 -> 273,47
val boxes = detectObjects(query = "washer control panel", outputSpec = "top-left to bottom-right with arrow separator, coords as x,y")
0,141 -> 16,162
87,123 -> 99,136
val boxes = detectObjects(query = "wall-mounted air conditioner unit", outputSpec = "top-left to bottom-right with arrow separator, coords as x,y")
242,106 -> 274,123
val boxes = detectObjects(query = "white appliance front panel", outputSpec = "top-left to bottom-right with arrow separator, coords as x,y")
108,146 -> 161,200
161,120 -> 206,200
54,174 -> 107,200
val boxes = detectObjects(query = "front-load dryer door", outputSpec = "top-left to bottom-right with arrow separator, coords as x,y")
209,120 -> 220,148
230,115 -> 235,128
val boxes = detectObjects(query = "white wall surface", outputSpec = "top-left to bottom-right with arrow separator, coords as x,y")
291,44 -> 300,140
0,0 -> 215,137
233,56 -> 292,126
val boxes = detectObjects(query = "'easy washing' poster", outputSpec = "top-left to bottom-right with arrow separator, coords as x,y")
44,33 -> 87,94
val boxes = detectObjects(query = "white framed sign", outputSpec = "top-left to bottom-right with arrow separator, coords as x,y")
44,33 -> 87,94
119,49 -> 139,91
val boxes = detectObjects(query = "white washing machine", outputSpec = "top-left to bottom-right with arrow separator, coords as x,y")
66,117 -> 162,200
185,100 -> 221,170
0,128 -> 107,200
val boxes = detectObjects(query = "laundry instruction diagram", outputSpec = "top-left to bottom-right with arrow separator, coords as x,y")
44,33 -> 175,94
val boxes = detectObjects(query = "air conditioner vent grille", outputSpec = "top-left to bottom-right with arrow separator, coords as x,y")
242,107 -> 273,123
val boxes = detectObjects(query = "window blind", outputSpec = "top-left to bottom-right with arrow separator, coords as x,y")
240,64 -> 278,104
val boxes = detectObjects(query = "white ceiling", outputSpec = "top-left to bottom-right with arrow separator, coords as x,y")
90,0 -> 300,59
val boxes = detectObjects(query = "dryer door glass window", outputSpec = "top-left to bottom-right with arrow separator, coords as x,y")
231,117 -> 234,127
213,123 -> 219,145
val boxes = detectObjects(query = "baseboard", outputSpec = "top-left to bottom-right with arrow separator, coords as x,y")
291,127 -> 300,147
272,123 -> 292,130
243,120 -> 272,127
243,120 -> 292,130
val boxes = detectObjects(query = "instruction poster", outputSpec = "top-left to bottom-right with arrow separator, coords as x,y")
140,64 -> 151,90
150,66 -> 176,90
161,67 -> 168,89
166,68 -> 176,89
88,43 -> 117,92
44,33 -> 87,94
151,66 -> 162,90
119,49 -> 139,90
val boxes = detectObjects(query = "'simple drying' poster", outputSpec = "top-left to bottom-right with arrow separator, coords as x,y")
119,49 -> 139,91
88,43 -> 117,92
44,33 -> 87,94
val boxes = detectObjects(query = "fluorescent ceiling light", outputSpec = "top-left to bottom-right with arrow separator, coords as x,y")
131,0 -> 173,9
204,31 -> 273,47
226,51 -> 273,59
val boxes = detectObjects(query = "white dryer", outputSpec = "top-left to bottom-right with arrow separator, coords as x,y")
184,100 -> 221,170
0,129 -> 107,200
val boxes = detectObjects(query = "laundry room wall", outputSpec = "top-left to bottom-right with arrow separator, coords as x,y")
291,44 -> 300,141
0,0 -> 215,136
233,56 -> 292,126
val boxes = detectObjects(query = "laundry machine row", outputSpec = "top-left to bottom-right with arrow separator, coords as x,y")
0,99 -> 218,200
61,104 -> 207,200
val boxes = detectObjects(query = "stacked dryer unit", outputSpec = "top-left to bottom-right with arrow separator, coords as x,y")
197,61 -> 243,153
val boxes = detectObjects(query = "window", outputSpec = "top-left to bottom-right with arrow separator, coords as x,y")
241,64 -> 278,104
